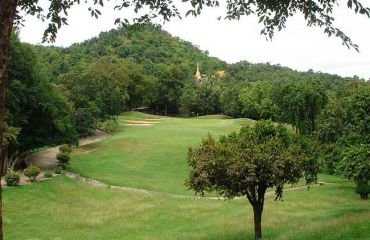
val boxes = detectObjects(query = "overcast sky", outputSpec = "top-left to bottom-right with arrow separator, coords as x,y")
19,1 -> 370,79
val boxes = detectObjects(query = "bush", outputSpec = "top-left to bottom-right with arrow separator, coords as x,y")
24,165 -> 41,181
4,169 -> 20,186
96,117 -> 118,133
59,144 -> 72,153
43,170 -> 53,178
56,152 -> 70,169
355,183 -> 370,199
54,165 -> 63,174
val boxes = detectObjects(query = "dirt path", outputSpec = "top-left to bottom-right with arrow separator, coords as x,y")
27,132 -> 109,170
1,133 -> 109,186
65,171 -> 330,200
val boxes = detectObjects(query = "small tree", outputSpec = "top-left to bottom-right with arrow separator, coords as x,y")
56,152 -> 70,169
23,165 -> 41,182
59,144 -> 72,154
187,120 -> 320,240
337,144 -> 369,199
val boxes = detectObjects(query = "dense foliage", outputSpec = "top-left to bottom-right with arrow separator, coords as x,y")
56,152 -> 71,169
4,34 -> 77,172
43,170 -> 53,178
4,169 -> 20,186
316,82 -> 370,198
59,145 -> 72,154
34,25 -> 360,120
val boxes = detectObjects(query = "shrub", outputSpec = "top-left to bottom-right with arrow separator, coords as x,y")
56,152 -> 70,169
4,169 -> 20,186
54,165 -> 63,174
96,117 -> 118,133
59,144 -> 72,153
24,165 -> 41,181
43,170 -> 53,178
355,183 -> 370,199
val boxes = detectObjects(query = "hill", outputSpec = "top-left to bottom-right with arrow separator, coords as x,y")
35,25 -> 226,82
35,24 -> 357,89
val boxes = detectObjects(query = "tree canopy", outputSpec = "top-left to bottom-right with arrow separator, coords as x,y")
32,25 -> 361,119
187,120 -> 321,239
4,34 -> 78,170
13,0 -> 370,50
316,82 -> 370,198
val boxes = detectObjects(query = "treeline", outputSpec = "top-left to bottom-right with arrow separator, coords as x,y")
34,24 -> 359,118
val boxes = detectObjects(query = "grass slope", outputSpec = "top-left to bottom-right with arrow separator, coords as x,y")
70,112 -> 247,194
5,112 -> 369,239
4,176 -> 369,240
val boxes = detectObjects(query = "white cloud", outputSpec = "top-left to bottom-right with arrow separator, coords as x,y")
18,1 -> 370,79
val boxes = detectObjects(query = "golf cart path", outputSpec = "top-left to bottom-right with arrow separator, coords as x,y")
25,130 -> 329,200
65,171 -> 330,200
27,133 -> 110,170
1,133 -> 110,186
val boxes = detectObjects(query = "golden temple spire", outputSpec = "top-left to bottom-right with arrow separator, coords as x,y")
195,62 -> 201,80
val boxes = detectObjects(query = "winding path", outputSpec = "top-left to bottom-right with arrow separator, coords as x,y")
27,133 -> 110,170
1,133 -> 109,186
64,171 -> 329,200
17,131 -> 329,200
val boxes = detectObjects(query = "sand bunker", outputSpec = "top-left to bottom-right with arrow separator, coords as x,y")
124,120 -> 159,124
125,123 -> 154,126
123,118 -> 168,126
144,118 -> 168,121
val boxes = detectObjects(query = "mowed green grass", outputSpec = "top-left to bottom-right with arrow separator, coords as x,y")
4,176 -> 369,240
70,112 -> 251,194
5,112 -> 370,239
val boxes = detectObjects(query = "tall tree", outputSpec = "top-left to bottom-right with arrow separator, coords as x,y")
151,64 -> 186,115
5,33 -> 78,170
187,120 -> 320,240
279,80 -> 328,134
0,2 -> 17,237
240,81 -> 277,120
59,61 -> 130,136
337,144 -> 369,199
219,81 -> 243,117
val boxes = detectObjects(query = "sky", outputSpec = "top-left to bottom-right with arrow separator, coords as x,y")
19,1 -> 370,80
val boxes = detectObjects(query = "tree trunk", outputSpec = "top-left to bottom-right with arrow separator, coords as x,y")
164,104 -> 167,116
0,1 -> 18,239
252,204 -> 263,240
295,111 -> 299,134
247,185 -> 266,240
